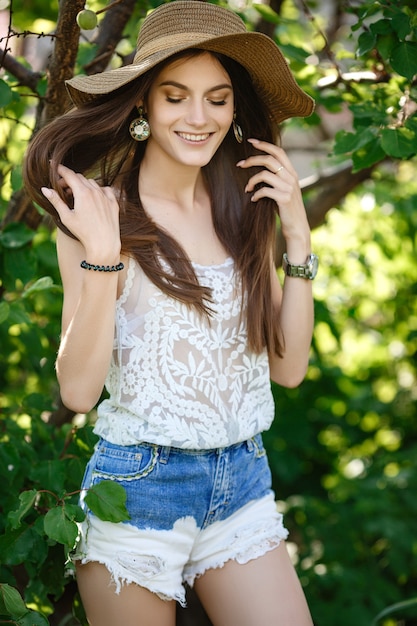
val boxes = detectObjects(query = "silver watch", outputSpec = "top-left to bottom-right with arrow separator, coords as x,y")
282,253 -> 319,280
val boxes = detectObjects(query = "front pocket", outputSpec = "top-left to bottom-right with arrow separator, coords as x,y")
92,442 -> 158,482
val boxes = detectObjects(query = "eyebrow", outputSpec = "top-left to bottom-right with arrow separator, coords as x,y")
158,81 -> 233,93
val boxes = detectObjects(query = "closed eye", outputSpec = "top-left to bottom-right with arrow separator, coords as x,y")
166,96 -> 184,103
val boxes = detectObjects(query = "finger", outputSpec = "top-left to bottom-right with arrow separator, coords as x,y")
245,169 -> 292,194
249,185 -> 292,205
56,164 -> 97,190
41,186 -> 72,215
246,139 -> 296,173
237,154 -> 286,176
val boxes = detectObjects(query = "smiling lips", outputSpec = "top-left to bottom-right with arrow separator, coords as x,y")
177,132 -> 211,142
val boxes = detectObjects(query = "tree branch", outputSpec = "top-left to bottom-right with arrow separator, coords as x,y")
41,0 -> 85,124
0,47 -> 41,91
303,162 -> 377,228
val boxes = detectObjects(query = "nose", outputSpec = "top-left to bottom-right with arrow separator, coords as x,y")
184,98 -> 208,127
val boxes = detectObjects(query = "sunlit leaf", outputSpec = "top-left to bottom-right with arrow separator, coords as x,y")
380,127 -> 416,158
252,3 -> 281,24
352,137 -> 385,171
22,276 -> 55,298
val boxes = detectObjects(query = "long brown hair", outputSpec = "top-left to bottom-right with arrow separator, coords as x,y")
23,50 -> 283,355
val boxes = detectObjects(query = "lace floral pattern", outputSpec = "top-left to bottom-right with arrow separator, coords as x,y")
95,257 -> 275,449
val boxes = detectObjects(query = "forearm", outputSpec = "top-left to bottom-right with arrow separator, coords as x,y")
269,276 -> 314,386
57,271 -> 119,413
269,238 -> 314,386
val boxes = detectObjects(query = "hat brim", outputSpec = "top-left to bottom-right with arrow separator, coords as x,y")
66,31 -> 314,124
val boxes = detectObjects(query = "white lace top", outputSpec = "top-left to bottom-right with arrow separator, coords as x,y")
94,256 -> 275,449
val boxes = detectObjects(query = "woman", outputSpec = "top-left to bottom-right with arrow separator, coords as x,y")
24,2 -> 316,624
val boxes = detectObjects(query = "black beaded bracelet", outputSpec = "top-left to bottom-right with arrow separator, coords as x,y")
80,260 -> 124,272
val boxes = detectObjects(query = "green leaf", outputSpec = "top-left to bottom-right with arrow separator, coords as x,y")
0,526 -> 41,565
0,222 -> 34,248
7,489 -> 38,530
278,43 -> 311,63
0,300 -> 10,324
352,137 -> 385,171
380,126 -> 416,158
391,11 -> 411,40
390,41 -> 417,80
333,128 -> 377,155
370,18 -> 392,35
3,246 -> 37,288
252,3 -> 281,24
376,33 -> 397,59
17,610 -> 50,625
43,506 -> 79,547
0,583 -> 27,619
10,165 -> 23,193
22,276 -> 55,298
65,502 -> 86,524
0,78 -> 14,106
84,480 -> 130,523
30,459 -> 66,494
357,31 -> 376,56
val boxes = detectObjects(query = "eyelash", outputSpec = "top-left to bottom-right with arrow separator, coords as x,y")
166,97 -> 228,106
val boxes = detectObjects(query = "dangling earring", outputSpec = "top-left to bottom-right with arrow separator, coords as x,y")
129,106 -> 151,141
233,112 -> 243,144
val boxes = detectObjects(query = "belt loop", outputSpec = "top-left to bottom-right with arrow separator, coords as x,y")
246,437 -> 255,452
158,445 -> 171,464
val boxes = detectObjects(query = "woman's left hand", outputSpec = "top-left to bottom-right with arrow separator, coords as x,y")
236,138 -> 310,242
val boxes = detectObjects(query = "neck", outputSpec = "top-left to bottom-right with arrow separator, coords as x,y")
139,143 -> 207,213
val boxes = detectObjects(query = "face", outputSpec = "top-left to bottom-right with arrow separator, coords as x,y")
143,53 -> 234,169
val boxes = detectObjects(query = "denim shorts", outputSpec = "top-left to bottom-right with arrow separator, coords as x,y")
72,434 -> 288,606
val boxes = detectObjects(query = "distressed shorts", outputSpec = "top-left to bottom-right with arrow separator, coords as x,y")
72,433 -> 288,606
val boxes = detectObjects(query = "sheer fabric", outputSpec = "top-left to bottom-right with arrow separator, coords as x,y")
94,256 -> 275,449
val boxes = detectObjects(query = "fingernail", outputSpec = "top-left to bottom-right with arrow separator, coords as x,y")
41,187 -> 53,198
236,160 -> 244,167
247,138 -> 259,144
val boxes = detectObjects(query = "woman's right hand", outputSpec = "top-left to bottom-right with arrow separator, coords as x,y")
41,164 -> 121,263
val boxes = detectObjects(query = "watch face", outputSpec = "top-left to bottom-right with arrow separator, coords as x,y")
308,254 -> 319,279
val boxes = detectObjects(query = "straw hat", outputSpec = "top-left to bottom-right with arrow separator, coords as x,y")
66,0 -> 314,123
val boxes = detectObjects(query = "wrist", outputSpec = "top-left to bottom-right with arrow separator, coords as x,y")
82,248 -> 121,267
284,235 -> 311,264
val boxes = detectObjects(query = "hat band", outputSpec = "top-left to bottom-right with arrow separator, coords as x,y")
133,32 -> 225,65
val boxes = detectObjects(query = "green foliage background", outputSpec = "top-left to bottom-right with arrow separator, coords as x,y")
0,0 -> 416,624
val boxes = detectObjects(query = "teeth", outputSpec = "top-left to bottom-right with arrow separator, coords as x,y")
178,132 -> 210,142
